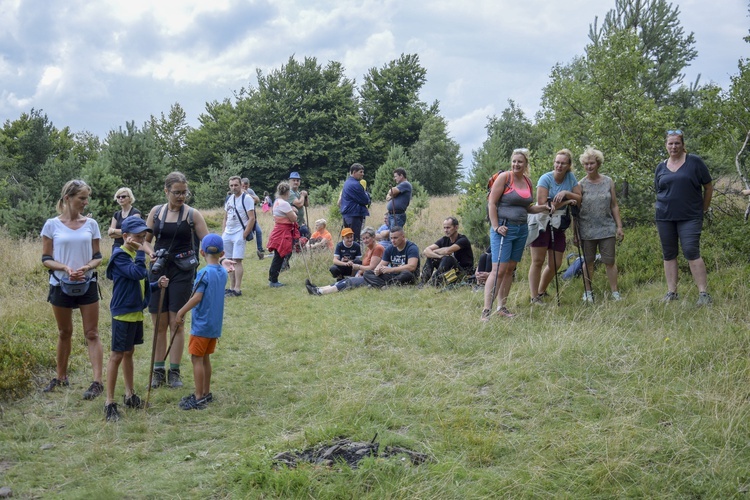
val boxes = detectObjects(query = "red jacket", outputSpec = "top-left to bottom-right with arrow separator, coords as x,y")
267,222 -> 300,257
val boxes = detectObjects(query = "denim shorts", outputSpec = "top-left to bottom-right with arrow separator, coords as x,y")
490,223 -> 528,263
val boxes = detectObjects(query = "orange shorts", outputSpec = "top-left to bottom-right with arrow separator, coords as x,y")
188,335 -> 217,357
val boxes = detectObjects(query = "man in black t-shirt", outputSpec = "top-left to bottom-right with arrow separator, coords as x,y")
420,216 -> 474,286
329,227 -> 362,280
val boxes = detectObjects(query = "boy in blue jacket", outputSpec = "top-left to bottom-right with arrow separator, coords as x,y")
104,217 -> 168,422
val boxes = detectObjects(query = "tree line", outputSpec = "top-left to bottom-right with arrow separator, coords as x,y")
2,0 -> 749,245
0,54 -> 462,237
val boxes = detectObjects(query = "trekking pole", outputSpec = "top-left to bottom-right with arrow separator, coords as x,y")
548,199 -> 560,307
145,286 -> 166,409
298,234 -> 313,284
572,206 -> 593,304
488,219 -> 507,313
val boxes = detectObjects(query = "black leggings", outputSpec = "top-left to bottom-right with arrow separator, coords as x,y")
269,251 -> 290,283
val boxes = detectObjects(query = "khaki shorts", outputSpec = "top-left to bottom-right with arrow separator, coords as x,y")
582,237 -> 616,265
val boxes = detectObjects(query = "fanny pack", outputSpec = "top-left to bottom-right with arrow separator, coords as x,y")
51,271 -> 96,296
173,250 -> 199,272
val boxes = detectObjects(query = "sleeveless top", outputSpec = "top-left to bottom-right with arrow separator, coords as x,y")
112,207 -> 142,248
497,174 -> 533,225
578,175 -> 616,240
153,206 -> 193,255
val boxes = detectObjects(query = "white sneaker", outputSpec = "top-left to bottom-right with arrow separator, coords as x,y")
582,291 -> 594,303
611,291 -> 622,301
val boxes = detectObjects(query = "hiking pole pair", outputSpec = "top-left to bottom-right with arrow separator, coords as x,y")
547,199 -> 561,307
571,205 -> 593,304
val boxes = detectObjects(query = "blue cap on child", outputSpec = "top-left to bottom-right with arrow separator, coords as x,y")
121,217 -> 152,234
201,234 -> 224,254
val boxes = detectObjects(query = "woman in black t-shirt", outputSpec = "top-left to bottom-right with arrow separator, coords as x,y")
654,130 -> 713,305
108,187 -> 141,249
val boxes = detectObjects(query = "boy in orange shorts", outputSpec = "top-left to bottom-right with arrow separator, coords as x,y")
176,234 -> 228,410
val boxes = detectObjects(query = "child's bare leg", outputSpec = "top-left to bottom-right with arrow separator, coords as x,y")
203,354 -> 212,398
191,354 -> 205,399
122,350 -> 135,397
106,352 -> 123,404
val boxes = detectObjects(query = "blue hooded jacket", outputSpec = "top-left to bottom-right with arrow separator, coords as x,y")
106,248 -> 159,317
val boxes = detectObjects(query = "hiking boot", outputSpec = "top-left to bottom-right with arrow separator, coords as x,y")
696,292 -> 712,306
43,377 -> 69,393
150,368 -> 166,388
105,402 -> 121,422
269,281 -> 285,288
480,309 -> 492,322
611,291 -> 622,301
123,393 -> 145,409
224,288 -> 234,296
83,381 -> 104,400
497,306 -> 516,318
662,291 -> 679,303
179,393 -> 207,410
582,291 -> 594,303
167,369 -> 184,388
257,249 -> 265,260
231,290 -> 242,297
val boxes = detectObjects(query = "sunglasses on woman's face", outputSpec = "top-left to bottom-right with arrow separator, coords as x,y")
116,195 -> 129,199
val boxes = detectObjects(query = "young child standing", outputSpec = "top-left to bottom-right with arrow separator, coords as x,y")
176,233 -> 228,410
104,217 -> 169,422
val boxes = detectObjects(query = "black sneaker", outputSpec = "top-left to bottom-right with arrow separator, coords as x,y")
123,393 -> 145,409
305,279 -> 318,295
43,377 -> 69,393
179,393 -> 207,410
150,368 -> 166,388
83,381 -> 104,400
105,402 -> 121,422
167,369 -> 184,388
257,249 -> 265,260
180,392 -> 213,404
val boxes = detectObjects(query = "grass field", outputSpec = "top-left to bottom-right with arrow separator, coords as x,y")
1,196 -> 749,498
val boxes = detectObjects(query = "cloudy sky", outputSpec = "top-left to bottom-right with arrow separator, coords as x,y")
1,0 -> 748,171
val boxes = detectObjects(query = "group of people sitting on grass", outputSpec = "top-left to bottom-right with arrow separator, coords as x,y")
305,216 -> 476,295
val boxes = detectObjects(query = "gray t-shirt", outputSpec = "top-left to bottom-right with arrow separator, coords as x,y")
386,181 -> 412,214
578,175 -> 616,240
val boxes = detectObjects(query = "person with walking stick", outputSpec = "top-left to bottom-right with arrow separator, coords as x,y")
482,149 -> 550,321
104,217 -> 169,421
527,149 -> 582,306
574,147 -> 624,303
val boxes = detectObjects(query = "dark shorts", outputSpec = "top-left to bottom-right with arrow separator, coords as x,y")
111,318 -> 144,352
656,219 -> 702,261
530,227 -> 566,253
47,283 -> 99,308
148,270 -> 193,314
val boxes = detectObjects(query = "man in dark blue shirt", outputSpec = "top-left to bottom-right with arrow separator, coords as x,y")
363,226 -> 419,288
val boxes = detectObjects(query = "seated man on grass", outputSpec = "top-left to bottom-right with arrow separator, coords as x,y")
329,227 -> 361,280
306,227 -> 384,296
420,216 -> 474,286
362,226 -> 420,288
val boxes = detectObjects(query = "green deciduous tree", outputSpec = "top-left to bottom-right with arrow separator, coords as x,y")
360,54 -> 433,167
371,145 -> 411,202
590,0 -> 697,103
232,56 -> 367,193
409,114 -> 462,196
